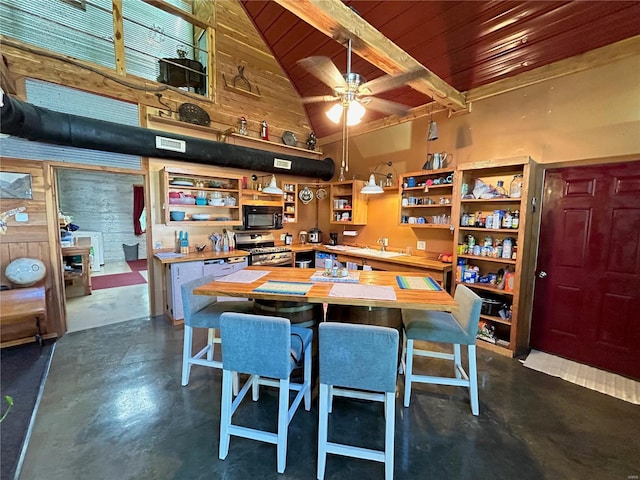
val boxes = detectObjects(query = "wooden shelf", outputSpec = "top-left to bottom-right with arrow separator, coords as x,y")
480,313 -> 512,326
161,167 -> 243,226
460,197 -> 521,203
224,132 -> 323,156
453,156 -> 539,357
456,281 -> 514,296
458,254 -> 517,265
400,224 -> 452,229
403,184 -> 453,192
147,114 -> 221,138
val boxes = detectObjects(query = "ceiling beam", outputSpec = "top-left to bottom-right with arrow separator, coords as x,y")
274,0 -> 467,111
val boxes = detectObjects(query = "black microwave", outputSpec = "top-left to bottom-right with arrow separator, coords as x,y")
241,205 -> 283,230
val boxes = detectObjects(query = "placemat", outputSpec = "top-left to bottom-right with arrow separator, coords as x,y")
396,276 -> 442,291
328,283 -> 396,301
310,270 -> 361,283
217,270 -> 270,283
253,281 -> 313,295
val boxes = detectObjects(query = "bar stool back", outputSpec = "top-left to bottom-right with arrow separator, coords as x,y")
401,284 -> 482,415
218,312 -> 312,474
317,322 -> 399,480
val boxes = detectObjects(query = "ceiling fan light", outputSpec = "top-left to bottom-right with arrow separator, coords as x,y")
262,174 -> 283,195
326,104 -> 344,124
346,101 -> 365,125
361,173 -> 384,194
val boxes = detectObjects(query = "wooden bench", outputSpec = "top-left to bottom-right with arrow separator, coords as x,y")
0,285 -> 47,347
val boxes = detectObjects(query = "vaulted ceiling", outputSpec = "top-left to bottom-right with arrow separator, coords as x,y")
240,1 -> 640,138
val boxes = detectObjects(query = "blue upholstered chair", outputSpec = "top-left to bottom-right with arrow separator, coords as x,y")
180,275 -> 254,387
218,312 -> 312,474
401,284 -> 482,415
317,322 -> 399,480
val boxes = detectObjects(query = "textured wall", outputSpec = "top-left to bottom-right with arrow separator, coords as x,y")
57,169 -> 146,262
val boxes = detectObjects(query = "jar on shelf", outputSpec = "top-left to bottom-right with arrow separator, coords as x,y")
495,180 -> 507,197
510,174 -> 523,198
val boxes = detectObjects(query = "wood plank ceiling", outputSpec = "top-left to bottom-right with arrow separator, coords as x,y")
240,0 -> 640,138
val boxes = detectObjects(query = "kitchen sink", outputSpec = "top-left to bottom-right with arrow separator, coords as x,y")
346,248 -> 406,258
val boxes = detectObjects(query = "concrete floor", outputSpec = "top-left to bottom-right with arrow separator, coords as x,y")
20,316 -> 639,480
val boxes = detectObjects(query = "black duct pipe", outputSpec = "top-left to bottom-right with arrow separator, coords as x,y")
0,93 -> 334,180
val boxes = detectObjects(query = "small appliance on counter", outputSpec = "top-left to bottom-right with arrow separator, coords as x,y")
329,232 -> 339,246
285,233 -> 293,245
298,230 -> 308,245
309,227 -> 322,244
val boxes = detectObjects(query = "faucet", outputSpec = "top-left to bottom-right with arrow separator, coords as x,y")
377,237 -> 388,252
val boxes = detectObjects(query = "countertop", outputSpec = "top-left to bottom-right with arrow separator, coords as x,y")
153,244 -> 452,273
153,249 -> 250,264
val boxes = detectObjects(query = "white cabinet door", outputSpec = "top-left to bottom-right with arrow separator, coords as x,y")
166,261 -> 204,321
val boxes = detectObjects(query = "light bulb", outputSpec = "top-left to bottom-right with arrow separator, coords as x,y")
346,101 -> 365,125
326,104 -> 343,124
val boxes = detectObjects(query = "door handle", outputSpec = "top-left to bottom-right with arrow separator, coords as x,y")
538,271 -> 547,278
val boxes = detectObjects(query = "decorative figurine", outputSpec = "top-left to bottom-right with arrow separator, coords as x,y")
306,131 -> 317,151
239,116 -> 248,136
260,120 -> 269,140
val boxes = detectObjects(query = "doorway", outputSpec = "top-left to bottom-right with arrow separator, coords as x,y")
55,166 -> 150,332
529,160 -> 640,380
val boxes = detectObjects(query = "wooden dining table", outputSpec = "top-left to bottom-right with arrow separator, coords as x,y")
193,266 -> 457,312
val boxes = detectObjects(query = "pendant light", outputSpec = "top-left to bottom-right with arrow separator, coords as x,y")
360,173 -> 384,194
262,174 -> 283,195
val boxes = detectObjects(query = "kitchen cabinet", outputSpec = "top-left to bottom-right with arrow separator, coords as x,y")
165,257 -> 248,323
398,168 -> 455,229
451,156 -> 539,357
283,182 -> 297,223
161,167 -> 242,226
330,180 -> 368,225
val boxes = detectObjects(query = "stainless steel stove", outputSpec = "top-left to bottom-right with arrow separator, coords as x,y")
235,232 -> 293,266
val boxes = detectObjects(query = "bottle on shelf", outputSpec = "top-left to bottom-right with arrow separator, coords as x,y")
502,209 -> 513,229
495,180 -> 507,197
512,210 -> 520,229
510,174 -> 523,198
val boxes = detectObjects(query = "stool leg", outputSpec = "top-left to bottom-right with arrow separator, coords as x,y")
219,370 -> 233,460
317,383 -> 329,480
252,375 -> 260,401
384,391 -> 395,480
304,342 -> 312,410
207,328 -> 215,361
454,344 -> 462,379
181,325 -> 193,386
403,339 -> 414,407
277,379 -> 289,474
468,345 -> 479,415
399,329 -> 407,375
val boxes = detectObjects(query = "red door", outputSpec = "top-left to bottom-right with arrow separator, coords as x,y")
530,161 -> 640,380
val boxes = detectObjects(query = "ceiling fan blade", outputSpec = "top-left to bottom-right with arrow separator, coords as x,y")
365,97 -> 411,116
297,56 -> 348,91
300,95 -> 339,104
359,69 -> 425,95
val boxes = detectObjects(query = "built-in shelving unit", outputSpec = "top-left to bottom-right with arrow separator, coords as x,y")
398,168 -> 455,228
330,180 -> 368,225
161,167 -> 242,226
283,182 -> 297,223
451,156 -> 539,357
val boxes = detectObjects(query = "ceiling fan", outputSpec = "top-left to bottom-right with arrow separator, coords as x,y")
297,38 -> 424,174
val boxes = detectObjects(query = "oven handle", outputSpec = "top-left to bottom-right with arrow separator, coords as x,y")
253,257 -> 292,267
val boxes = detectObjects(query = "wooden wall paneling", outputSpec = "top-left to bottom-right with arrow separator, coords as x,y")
43,162 -> 66,336
0,159 -> 61,345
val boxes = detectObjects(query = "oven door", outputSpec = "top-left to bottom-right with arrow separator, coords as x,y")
250,253 -> 292,267
243,205 -> 283,230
